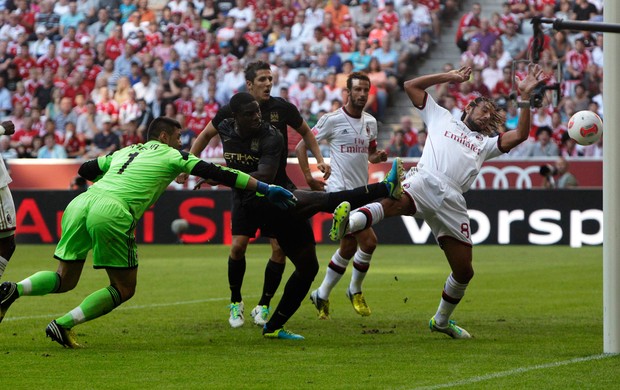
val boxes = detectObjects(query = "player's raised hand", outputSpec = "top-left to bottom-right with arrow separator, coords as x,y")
265,185 -> 297,210
449,66 -> 472,83
516,63 -> 548,97
0,121 -> 15,136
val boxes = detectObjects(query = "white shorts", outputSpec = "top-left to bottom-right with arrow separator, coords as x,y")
403,168 -> 472,246
0,186 -> 16,238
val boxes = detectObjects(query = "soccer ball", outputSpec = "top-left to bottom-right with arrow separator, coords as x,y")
567,110 -> 603,145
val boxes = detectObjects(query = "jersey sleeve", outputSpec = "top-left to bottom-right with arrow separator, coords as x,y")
311,113 -> 332,142
97,154 -> 113,174
415,93 -> 453,134
171,149 -> 202,174
283,100 -> 304,129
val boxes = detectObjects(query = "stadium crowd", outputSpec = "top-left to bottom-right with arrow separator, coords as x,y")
0,0 -> 605,163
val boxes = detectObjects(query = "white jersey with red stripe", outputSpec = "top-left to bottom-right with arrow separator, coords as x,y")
415,93 -> 504,193
312,107 -> 378,192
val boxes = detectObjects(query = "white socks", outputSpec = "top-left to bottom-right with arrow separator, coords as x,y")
349,249 -> 372,294
318,250 -> 350,300
434,273 -> 468,327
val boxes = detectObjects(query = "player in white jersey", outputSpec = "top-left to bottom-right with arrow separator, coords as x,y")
0,121 -> 16,280
330,64 -> 547,338
297,72 -> 389,319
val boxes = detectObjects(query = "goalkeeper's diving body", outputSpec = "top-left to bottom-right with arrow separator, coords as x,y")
0,116 -> 296,348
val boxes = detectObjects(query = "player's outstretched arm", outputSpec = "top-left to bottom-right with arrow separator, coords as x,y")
190,161 -> 296,209
404,67 -> 471,107
500,63 -> 548,152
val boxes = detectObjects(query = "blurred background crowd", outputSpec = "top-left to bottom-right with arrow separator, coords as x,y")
0,0 -> 605,163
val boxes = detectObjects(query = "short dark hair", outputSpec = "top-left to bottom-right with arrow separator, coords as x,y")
245,61 -> 271,82
147,116 -> 182,141
346,72 -> 371,90
229,92 -> 256,113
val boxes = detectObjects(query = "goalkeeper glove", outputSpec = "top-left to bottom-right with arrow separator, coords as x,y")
256,182 -> 297,210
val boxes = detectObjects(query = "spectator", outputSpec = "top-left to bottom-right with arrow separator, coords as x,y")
30,26 -> 53,59
118,88 -> 141,126
571,0 -> 599,22
114,43 -> 142,79
460,38 -> 488,70
377,0 -> 399,34
54,97 -> 79,136
350,0 -> 377,39
542,157 -> 578,189
407,128 -> 427,158
481,55 -> 503,92
310,88 -> 331,116
308,53 -> 334,87
559,131 -> 581,158
64,122 -> 87,158
90,115 -> 120,157
323,73 -> 342,104
455,1 -> 481,52
288,73 -> 317,109
500,21 -> 527,61
396,115 -> 418,148
409,0 -> 433,43
572,83 -> 590,111
173,28 -> 198,62
59,1 -> 86,35
133,71 -> 157,105
349,39 -> 372,72
386,129 -> 409,157
229,28 -> 248,60
88,9 -> 117,45
37,133 -> 68,159
324,0 -> 350,27
365,57 -> 390,121
471,17 -> 499,55
76,100 -> 99,140
400,8 -> 424,55
373,36 -> 399,78
119,0 -> 137,24
0,135 -> 18,160
526,126 -> 559,157
470,69 -> 490,97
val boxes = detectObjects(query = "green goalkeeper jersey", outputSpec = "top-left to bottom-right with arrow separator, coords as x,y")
89,141 -> 201,220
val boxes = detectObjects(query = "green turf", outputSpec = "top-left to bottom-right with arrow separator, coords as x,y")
1,244 -> 617,389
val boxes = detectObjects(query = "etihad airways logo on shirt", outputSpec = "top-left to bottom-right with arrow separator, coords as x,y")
224,152 -> 259,165
444,130 -> 482,155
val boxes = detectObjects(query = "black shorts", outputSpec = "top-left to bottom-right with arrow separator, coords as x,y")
232,197 -> 315,251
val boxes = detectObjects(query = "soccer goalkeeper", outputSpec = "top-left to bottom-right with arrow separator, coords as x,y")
0,116 -> 296,348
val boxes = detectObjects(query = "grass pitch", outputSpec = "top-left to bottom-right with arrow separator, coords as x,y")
1,244 -> 617,389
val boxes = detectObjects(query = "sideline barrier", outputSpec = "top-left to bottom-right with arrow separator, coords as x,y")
13,189 -> 602,247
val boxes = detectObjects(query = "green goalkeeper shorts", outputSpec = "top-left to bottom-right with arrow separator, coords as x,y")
54,191 -> 138,269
